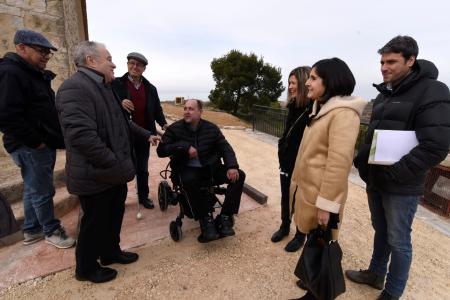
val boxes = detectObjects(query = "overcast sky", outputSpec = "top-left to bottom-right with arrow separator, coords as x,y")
86,0 -> 450,102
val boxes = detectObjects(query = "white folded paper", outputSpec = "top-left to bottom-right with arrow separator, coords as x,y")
368,130 -> 418,165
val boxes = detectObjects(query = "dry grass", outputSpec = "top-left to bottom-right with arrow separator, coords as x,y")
161,102 -> 250,128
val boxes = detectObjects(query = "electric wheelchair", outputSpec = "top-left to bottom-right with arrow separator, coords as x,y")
158,162 -> 228,242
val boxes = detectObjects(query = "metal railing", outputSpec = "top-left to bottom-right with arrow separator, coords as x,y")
251,105 -> 369,150
252,105 -> 288,138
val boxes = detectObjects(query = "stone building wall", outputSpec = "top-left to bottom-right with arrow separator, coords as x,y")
0,0 -> 88,156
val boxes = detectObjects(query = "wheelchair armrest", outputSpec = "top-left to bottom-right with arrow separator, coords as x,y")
213,186 -> 227,195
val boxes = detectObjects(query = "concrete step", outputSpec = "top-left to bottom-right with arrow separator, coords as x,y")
11,186 -> 79,227
0,150 -> 67,205
1,170 -> 67,205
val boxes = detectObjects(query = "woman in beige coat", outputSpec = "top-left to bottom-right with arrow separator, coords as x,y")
290,58 -> 367,300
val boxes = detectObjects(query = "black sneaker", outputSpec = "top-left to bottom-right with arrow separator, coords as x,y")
139,198 -> 155,209
216,214 -> 235,237
199,215 -> 219,241
345,269 -> 385,290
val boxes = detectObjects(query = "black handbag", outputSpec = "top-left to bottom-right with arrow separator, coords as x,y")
294,226 -> 346,300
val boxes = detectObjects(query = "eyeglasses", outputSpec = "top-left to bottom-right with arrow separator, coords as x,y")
127,61 -> 145,68
26,45 -> 54,58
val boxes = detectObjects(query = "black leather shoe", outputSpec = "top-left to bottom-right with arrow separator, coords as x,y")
100,251 -> 139,266
76,266 -> 117,283
139,198 -> 155,209
271,225 -> 289,243
199,215 -> 219,241
377,290 -> 399,300
215,214 -> 235,237
285,231 -> 306,252
345,269 -> 385,290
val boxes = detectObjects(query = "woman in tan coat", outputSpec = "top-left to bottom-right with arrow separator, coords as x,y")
290,58 -> 367,300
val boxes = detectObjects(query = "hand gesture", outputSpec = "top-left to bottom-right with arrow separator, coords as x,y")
227,168 -> 239,183
122,99 -> 134,113
317,208 -> 330,226
148,135 -> 160,146
188,146 -> 198,159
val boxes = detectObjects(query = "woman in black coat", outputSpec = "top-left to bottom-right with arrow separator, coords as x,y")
271,66 -> 311,252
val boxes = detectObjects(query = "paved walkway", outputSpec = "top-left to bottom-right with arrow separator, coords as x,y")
0,151 -> 261,290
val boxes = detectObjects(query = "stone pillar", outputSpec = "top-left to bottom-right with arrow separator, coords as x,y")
62,0 -> 88,76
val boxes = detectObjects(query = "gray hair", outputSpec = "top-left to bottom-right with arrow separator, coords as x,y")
74,41 -> 105,67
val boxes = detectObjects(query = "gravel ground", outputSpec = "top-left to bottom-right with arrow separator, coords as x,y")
1,124 -> 449,300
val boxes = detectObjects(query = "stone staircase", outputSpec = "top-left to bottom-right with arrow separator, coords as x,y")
0,151 -> 78,246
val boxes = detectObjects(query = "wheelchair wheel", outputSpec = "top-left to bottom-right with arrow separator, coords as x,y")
158,180 -> 170,211
169,221 -> 182,242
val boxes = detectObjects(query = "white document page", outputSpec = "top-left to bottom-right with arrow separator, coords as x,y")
369,130 -> 418,165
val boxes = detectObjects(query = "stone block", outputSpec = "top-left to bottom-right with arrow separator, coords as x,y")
0,13 -> 24,54
45,0 -> 62,17
0,3 -> 23,16
6,0 -> 46,13
23,12 -> 64,36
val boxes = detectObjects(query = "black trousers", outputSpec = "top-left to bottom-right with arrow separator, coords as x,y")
178,165 -> 245,219
75,184 -> 127,275
134,139 -> 150,201
280,172 -> 292,227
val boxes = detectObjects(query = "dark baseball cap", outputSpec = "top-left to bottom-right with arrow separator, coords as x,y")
13,29 -> 57,51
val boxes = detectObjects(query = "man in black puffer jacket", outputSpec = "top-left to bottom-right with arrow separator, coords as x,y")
347,36 -> 450,300
0,30 -> 75,249
157,99 -> 245,242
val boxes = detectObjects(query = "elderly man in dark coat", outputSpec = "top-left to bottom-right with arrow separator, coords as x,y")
56,41 -> 159,283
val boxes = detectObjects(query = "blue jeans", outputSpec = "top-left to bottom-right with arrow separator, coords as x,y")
367,189 -> 419,298
10,146 -> 60,236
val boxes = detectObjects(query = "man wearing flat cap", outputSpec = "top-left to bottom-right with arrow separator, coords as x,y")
0,29 -> 75,248
113,52 -> 168,209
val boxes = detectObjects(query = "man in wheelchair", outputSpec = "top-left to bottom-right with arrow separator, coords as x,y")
156,99 -> 245,242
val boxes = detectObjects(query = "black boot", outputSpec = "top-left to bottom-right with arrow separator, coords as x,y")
271,223 -> 290,242
139,198 -> 155,209
215,214 -> 235,237
198,214 -> 219,242
285,229 -> 305,252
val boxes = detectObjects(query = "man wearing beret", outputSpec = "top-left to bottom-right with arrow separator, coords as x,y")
0,29 -> 75,248
112,52 -> 168,209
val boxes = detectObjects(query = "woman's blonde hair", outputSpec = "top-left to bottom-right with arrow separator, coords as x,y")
288,66 -> 311,108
